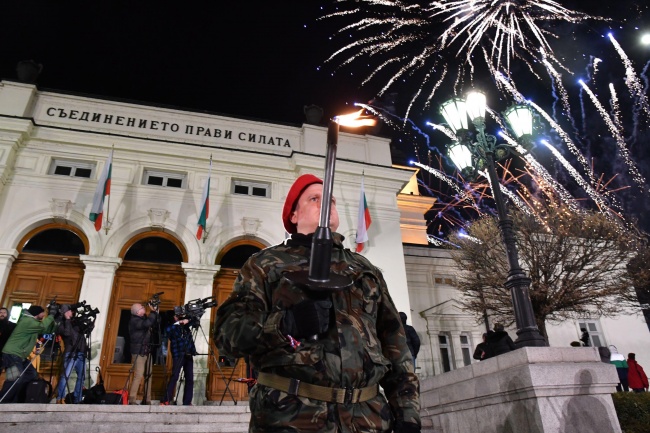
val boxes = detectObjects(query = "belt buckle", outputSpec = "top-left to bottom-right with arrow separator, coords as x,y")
343,387 -> 355,405
287,378 -> 301,396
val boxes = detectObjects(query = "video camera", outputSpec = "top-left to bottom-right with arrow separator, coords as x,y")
148,292 -> 164,309
173,296 -> 217,321
46,298 -> 100,335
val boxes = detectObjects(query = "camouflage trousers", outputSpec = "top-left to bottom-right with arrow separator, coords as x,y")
248,383 -> 393,433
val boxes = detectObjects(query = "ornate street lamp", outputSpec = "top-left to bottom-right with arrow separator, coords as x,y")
440,90 -> 547,348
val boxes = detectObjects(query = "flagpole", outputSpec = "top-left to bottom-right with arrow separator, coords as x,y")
204,154 -> 212,243
104,145 -> 114,235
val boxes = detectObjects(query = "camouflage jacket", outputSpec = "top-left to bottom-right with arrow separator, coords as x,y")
215,233 -> 420,433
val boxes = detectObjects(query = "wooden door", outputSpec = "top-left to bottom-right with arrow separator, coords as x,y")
2,253 -> 85,386
205,268 -> 248,402
99,262 -> 185,399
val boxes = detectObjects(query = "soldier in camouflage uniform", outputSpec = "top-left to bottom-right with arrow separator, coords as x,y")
215,174 -> 420,433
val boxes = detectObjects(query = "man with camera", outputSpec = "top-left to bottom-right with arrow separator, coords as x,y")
215,174 -> 420,433
128,302 -> 158,405
55,305 -> 87,404
160,308 -> 197,406
0,305 -> 56,403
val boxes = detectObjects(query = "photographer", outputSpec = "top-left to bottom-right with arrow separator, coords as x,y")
0,305 -> 56,403
128,302 -> 158,405
160,309 -> 197,406
55,305 -> 87,404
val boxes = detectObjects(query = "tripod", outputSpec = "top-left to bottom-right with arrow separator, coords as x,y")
55,320 -> 91,403
193,321 -> 239,405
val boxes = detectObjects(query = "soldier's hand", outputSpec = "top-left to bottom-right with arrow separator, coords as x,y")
392,421 -> 420,433
282,299 -> 332,339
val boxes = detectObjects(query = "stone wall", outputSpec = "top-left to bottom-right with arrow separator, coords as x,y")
420,347 -> 622,433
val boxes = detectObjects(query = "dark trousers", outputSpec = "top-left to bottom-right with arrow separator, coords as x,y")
0,354 -> 38,403
162,355 -> 193,405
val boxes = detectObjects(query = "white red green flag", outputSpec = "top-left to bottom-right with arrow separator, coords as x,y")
89,149 -> 113,231
196,156 -> 212,240
355,175 -> 372,252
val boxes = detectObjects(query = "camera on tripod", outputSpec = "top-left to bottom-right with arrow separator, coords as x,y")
46,298 -> 100,335
148,292 -> 164,309
173,296 -> 217,321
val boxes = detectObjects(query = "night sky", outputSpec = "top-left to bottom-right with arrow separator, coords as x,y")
2,0 -> 649,234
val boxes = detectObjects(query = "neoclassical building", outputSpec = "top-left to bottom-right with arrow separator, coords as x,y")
1,80 -> 648,405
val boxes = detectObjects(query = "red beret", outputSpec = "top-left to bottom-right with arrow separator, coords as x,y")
282,174 -> 323,234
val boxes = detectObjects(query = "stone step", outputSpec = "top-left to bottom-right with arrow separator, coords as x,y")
0,403 -> 251,433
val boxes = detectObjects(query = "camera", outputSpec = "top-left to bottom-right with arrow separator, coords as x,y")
148,292 -> 164,309
174,296 -> 217,320
72,303 -> 100,335
47,298 -> 100,335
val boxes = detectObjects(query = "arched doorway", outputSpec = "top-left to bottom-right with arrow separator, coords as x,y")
2,223 -> 88,312
2,223 -> 89,383
206,239 -> 264,402
100,232 -> 187,399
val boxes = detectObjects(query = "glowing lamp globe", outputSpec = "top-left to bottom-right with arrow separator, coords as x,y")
466,91 -> 487,122
440,98 -> 468,133
447,141 -> 473,173
504,104 -> 533,139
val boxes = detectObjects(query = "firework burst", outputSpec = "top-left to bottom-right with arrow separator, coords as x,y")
324,0 -> 601,111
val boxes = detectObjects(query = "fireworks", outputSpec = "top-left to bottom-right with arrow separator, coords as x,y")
324,2 -> 649,241
324,0 -> 601,111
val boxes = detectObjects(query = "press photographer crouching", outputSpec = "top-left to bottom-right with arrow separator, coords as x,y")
55,304 -> 87,404
160,306 -> 199,406
128,301 -> 158,405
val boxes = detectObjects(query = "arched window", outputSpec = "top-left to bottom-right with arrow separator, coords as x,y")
123,236 -> 183,264
218,244 -> 262,268
21,228 -> 85,255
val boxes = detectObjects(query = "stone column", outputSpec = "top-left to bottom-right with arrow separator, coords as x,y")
78,255 -> 122,383
0,249 -> 19,301
181,263 -> 220,405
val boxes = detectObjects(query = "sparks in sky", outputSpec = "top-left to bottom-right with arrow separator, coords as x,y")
324,0 -> 600,113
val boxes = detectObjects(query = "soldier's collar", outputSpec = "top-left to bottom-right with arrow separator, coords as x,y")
286,232 -> 346,249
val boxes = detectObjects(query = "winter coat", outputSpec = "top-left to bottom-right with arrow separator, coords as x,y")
0,318 -> 17,354
403,323 -> 420,359
57,318 -> 87,355
484,330 -> 516,358
129,311 -> 158,356
2,311 -> 55,359
215,232 -> 420,433
627,359 -> 649,390
473,342 -> 488,360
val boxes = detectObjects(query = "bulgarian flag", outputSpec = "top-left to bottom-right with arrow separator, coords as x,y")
89,149 -> 113,231
196,156 -> 212,240
355,174 -> 372,252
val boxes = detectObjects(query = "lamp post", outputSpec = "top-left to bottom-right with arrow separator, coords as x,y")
440,90 -> 547,348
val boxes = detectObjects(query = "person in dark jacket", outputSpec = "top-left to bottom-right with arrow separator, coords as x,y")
484,323 -> 516,359
0,307 -> 17,374
128,302 -> 158,405
160,312 -> 197,406
399,312 -> 420,367
473,333 -> 488,361
55,304 -> 88,404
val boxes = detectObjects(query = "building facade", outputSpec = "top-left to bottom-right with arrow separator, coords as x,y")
0,80 -> 414,403
1,80 -> 648,405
